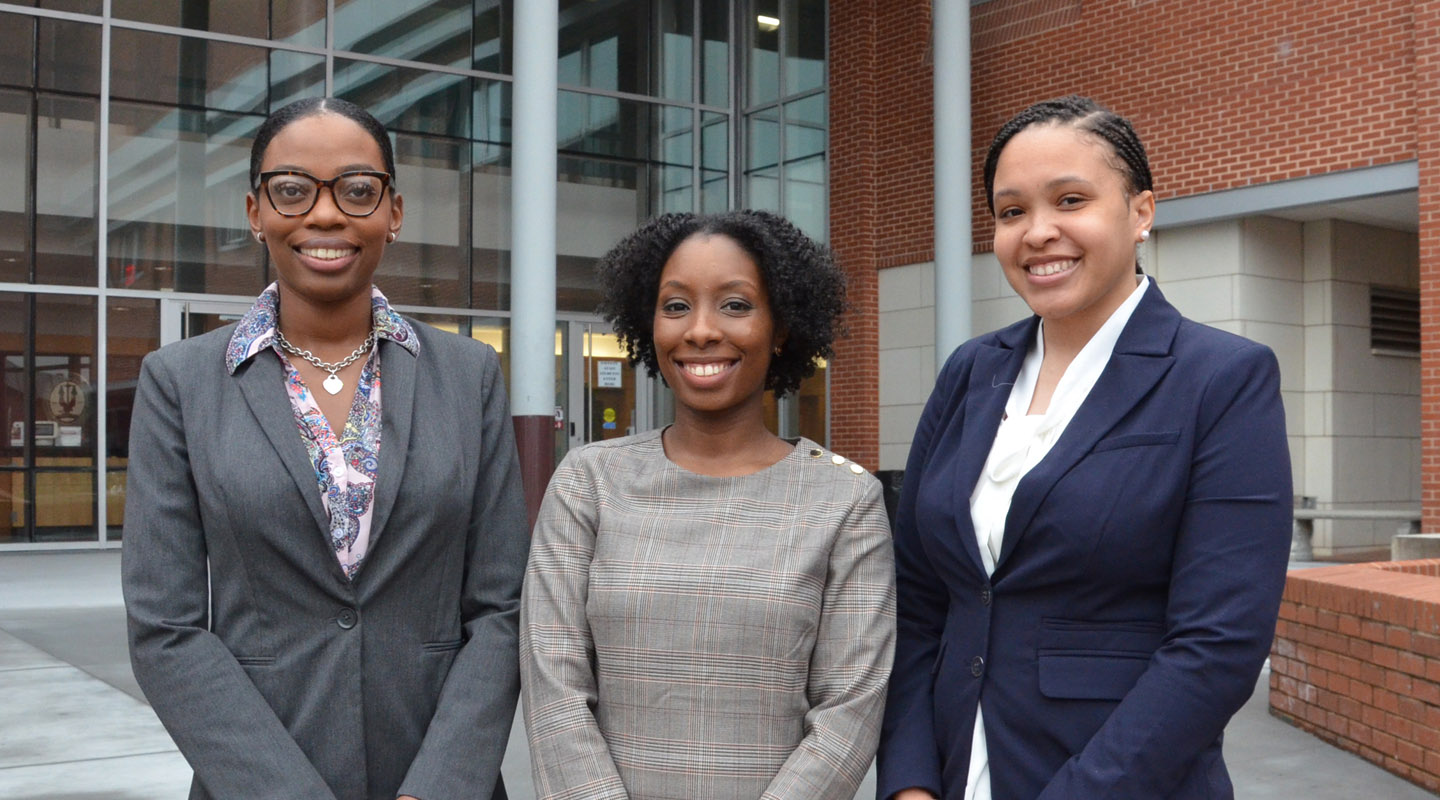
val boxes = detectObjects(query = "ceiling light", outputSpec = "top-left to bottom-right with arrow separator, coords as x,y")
757,15 -> 779,31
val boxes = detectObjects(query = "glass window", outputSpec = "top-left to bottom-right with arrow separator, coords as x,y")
473,78 -> 509,146
383,134 -> 468,307
745,106 -> 780,212
112,0 -> 327,46
334,0 -> 472,68
0,293 -> 99,543
111,30 -> 277,113
17,0 -> 103,15
0,293 -> 26,477
269,49 -> 328,110
473,0 -> 512,75
334,59 -> 471,138
106,103 -> 265,295
784,92 -> 825,238
105,299 -> 160,539
0,91 -> 29,284
700,111 -> 728,212
560,90 -> 688,163
658,105 -> 693,212
472,143 -> 509,311
783,0 -> 824,95
749,0 -> 780,107
700,0 -> 729,107
558,0 -> 649,97
404,313 -> 509,378
659,0 -> 694,102
557,155 -> 644,313
0,13 -> 34,88
36,18 -> 101,96
36,95 -> 99,287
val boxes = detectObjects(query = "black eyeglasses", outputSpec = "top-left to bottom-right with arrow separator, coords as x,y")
256,170 -> 395,217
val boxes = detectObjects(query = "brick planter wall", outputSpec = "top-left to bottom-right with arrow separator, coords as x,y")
1270,560 -> 1440,793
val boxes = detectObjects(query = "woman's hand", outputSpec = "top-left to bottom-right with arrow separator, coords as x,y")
894,789 -> 938,800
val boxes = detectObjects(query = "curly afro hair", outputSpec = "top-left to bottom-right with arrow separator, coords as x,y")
596,209 -> 847,397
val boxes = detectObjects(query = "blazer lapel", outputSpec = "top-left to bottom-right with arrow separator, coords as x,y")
234,353 -> 332,539
995,283 -> 1181,573
367,337 -> 416,549
950,320 -> 1034,577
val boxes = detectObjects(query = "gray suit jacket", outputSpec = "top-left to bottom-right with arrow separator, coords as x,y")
122,319 -> 529,800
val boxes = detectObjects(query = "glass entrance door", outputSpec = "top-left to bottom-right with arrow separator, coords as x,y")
160,298 -> 253,346
562,321 -> 656,456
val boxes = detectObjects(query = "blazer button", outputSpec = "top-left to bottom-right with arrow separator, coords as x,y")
970,656 -> 984,678
980,587 -> 992,606
336,607 -> 358,630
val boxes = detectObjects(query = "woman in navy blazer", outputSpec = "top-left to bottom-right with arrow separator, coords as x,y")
877,97 -> 1292,800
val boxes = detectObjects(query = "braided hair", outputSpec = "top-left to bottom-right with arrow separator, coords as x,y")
597,210 -> 848,397
982,95 -> 1152,214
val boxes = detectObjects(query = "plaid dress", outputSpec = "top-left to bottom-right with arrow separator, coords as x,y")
521,429 -> 896,800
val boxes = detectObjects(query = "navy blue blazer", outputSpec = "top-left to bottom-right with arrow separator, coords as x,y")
876,283 -> 1291,800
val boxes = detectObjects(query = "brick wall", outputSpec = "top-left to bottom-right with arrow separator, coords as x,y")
1270,560 -> 1440,792
1417,0 -> 1440,531
829,0 -> 1440,509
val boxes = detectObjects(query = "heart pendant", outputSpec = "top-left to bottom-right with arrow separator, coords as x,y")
323,374 -> 344,395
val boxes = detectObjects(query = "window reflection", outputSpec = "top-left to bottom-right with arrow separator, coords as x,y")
112,0 -> 327,46
335,0 -> 473,68
111,30 -> 283,114
700,0 -> 729,107
700,111 -> 728,212
0,91 -> 29,283
106,300 -> 161,540
36,18 -> 101,96
1,293 -> 99,543
335,59 -> 471,138
384,134 -> 468,307
0,13 -> 34,87
106,104 -> 265,294
783,0 -> 825,95
557,155 -> 644,313
36,95 -> 99,287
749,0 -> 781,106
472,142 -> 510,311
473,0 -> 512,74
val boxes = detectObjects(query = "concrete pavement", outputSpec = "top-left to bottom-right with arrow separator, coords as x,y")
0,551 -> 1432,798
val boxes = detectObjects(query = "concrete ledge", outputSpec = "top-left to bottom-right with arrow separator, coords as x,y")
1269,559 -> 1440,794
1394,534 -> 1440,561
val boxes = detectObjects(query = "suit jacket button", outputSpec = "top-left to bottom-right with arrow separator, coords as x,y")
336,608 -> 358,630
980,588 -> 992,606
970,656 -> 984,678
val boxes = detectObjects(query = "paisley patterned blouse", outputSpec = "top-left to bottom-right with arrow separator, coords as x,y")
225,283 -> 418,578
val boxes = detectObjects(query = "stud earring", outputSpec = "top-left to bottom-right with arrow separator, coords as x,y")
254,232 -> 265,243
386,232 -> 397,243
773,346 -> 783,357
1139,229 -> 1150,241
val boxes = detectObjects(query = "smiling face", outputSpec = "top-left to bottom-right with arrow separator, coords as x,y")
245,112 -> 402,308
991,122 -> 1153,340
652,233 -> 783,420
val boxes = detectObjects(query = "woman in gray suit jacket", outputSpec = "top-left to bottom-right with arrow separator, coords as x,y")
122,97 -> 529,800
520,210 -> 896,799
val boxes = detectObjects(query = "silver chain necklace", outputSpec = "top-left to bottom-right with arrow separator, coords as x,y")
274,328 -> 377,395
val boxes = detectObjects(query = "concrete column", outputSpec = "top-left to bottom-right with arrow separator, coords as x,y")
933,0 -> 971,367
511,0 -> 559,526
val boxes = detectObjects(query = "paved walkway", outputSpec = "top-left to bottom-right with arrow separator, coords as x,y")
0,551 -> 1432,798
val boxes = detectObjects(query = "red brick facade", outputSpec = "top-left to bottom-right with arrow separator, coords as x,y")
829,1 -> 1440,504
1271,560 -> 1440,792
